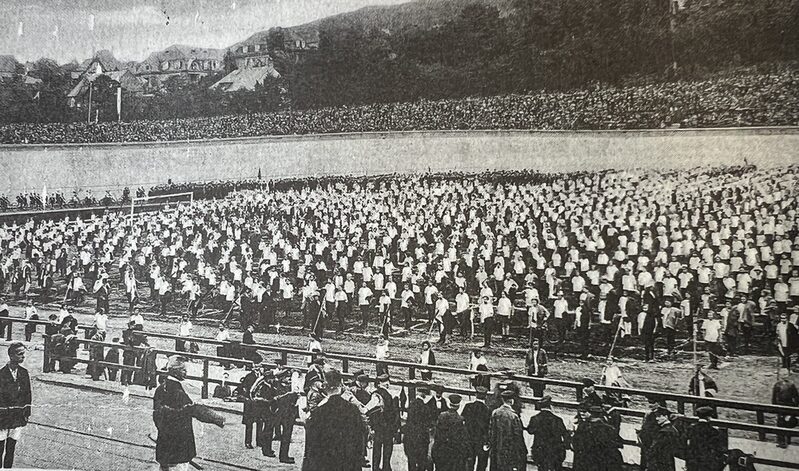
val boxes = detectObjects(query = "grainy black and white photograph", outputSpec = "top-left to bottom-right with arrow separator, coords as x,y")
0,0 -> 797,469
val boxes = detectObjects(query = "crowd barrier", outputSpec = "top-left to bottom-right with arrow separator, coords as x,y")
4,316 -> 799,469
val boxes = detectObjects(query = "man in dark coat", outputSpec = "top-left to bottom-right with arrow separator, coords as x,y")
642,407 -> 680,471
302,369 -> 366,471
525,396 -> 569,471
371,374 -> 399,471
153,356 -> 197,470
237,365 -> 263,450
640,302 -> 658,362
685,406 -> 727,471
525,338 -> 549,397
638,396 -> 670,470
572,406 -> 623,471
0,343 -> 31,469
271,363 -> 298,464
403,385 -> 436,471
462,386 -> 491,471
489,390 -> 527,471
772,369 -> 799,448
432,394 -> 469,471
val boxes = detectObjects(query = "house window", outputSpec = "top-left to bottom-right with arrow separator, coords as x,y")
162,62 -> 169,70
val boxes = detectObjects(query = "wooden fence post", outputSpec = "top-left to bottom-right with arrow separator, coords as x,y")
6,320 -> 12,341
756,411 -> 766,441
202,359 -> 209,399
408,367 -> 416,402
677,400 -> 685,415
42,335 -> 50,372
342,358 -> 349,373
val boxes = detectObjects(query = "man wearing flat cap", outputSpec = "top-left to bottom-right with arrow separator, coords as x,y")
580,377 -> 604,408
304,354 -> 326,393
489,389 -> 527,471
525,396 -> 569,471
403,384 -> 437,471
572,405 -> 623,471
641,407 -> 681,471
371,374 -> 400,471
432,394 -> 469,471
462,386 -> 491,471
153,355 -> 223,470
685,407 -> 727,471
349,370 -> 371,467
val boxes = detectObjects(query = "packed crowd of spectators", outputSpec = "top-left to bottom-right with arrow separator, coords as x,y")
0,165 -> 797,369
1,68 -> 797,144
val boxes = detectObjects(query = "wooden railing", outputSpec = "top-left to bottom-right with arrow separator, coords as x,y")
7,316 -> 799,469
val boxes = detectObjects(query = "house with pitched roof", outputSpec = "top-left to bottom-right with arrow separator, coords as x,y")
133,44 -> 225,90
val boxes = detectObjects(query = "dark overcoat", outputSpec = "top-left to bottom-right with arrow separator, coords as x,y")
153,378 -> 196,466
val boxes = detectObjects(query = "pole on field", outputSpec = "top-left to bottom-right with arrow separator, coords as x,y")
86,82 -> 93,124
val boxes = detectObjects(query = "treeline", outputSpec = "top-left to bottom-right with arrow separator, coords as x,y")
282,0 -> 799,108
1,0 -> 797,123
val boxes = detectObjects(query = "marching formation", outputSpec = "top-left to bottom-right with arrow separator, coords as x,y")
0,165 -> 797,369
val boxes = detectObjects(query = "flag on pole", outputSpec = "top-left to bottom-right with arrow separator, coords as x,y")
116,87 -> 122,121
52,25 -> 59,38
88,14 -> 95,31
17,22 -> 23,37
41,184 -> 47,205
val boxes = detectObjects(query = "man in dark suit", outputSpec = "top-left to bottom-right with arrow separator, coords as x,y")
432,394 -> 469,471
462,386 -> 491,471
640,303 -> 658,362
153,356 -> 197,470
489,390 -> 527,471
403,385 -> 436,471
685,406 -> 727,471
525,338 -> 549,397
776,313 -> 799,369
773,369 -> 799,448
238,365 -> 262,449
302,369 -> 366,471
271,364 -> 298,464
0,342 -> 31,469
525,396 -> 569,471
371,374 -> 400,471
641,407 -> 681,471
572,406 -> 623,471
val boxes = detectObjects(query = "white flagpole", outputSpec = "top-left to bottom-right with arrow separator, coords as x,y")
116,87 -> 122,122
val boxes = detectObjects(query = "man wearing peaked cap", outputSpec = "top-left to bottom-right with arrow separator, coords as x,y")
372,372 -> 399,471
526,395 -> 570,471
642,406 -> 681,471
447,394 -> 462,408
686,407 -> 727,471
432,392 -> 469,471
489,386 -> 527,471
403,384 -> 435,471
462,386 -> 490,471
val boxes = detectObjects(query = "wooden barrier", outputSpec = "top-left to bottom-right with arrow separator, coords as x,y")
9,316 -> 799,470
